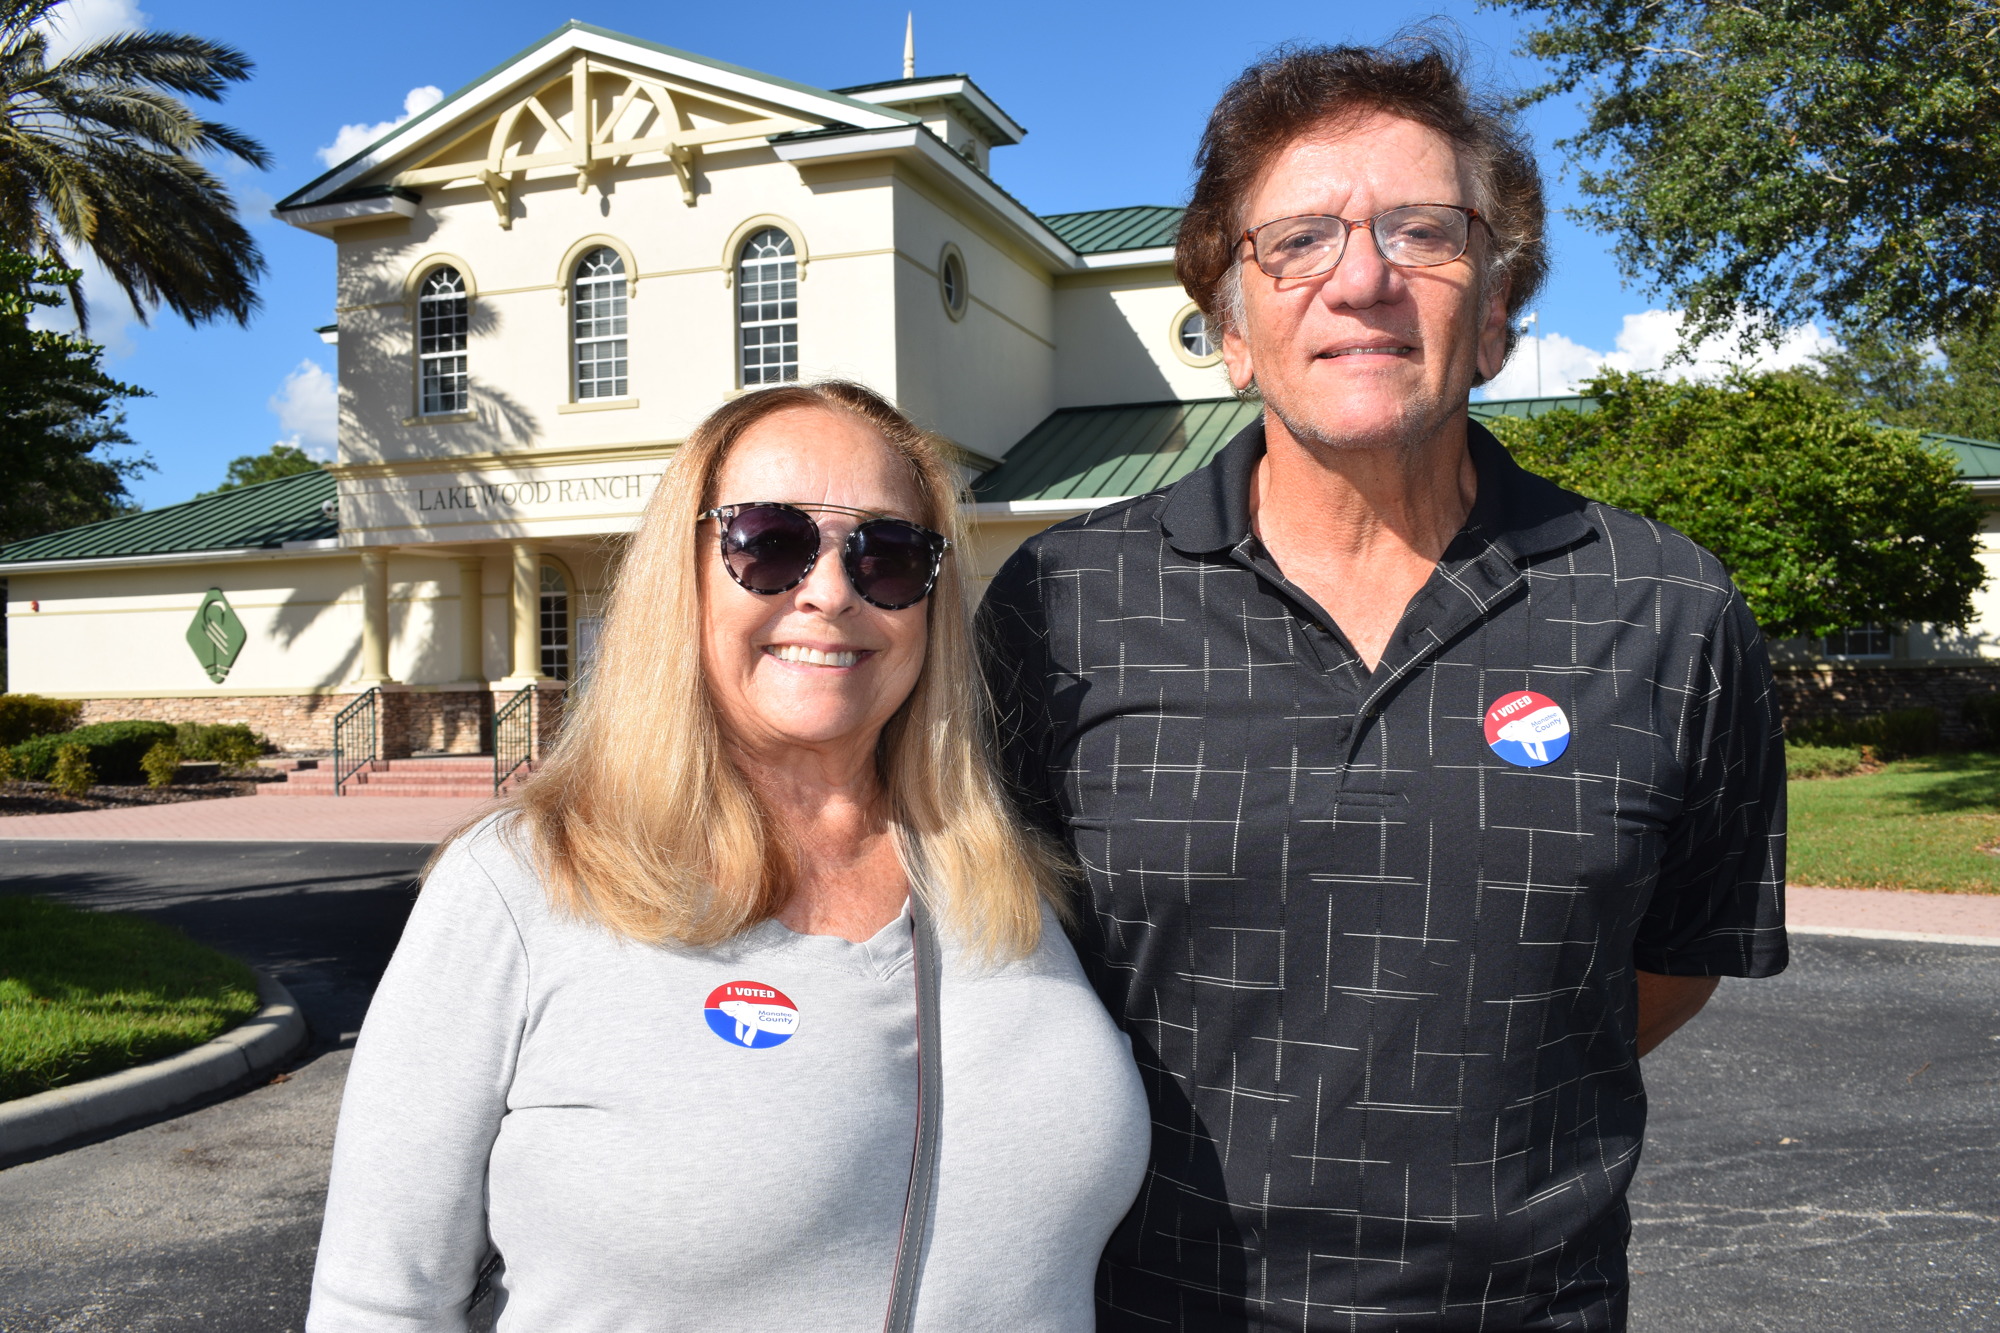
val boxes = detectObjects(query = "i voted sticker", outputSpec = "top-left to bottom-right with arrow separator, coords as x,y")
1484,690 -> 1571,768
703,981 -> 799,1049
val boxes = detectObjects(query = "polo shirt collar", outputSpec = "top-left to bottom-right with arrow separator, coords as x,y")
1158,411 -> 1595,566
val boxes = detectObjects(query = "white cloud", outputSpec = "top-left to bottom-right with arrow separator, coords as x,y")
38,0 -> 147,62
1480,310 -> 1839,400
318,86 -> 444,168
268,360 -> 337,460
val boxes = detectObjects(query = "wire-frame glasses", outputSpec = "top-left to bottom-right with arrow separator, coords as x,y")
1243,204 -> 1489,280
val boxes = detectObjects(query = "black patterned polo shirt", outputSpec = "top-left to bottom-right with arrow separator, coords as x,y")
978,417 -> 1788,1332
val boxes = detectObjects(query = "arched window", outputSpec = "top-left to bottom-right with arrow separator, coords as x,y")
572,247 -> 628,400
417,267 -> 468,415
539,562 -> 571,681
737,227 -> 797,386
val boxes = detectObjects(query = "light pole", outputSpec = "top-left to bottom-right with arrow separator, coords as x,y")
1520,311 -> 1541,397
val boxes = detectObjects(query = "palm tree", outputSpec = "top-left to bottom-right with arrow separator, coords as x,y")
0,0 -> 270,329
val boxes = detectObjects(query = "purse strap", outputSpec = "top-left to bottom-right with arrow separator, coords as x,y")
882,885 -> 943,1333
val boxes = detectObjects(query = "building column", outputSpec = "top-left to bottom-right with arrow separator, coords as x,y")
358,550 -> 395,683
509,540 -> 542,681
456,554 -> 486,683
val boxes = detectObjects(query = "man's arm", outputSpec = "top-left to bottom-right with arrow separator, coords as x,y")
1635,971 -> 1719,1056
1633,590 -> 1789,983
974,544 -> 1066,845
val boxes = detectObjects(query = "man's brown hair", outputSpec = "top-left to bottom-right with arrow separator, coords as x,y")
1175,32 -> 1548,372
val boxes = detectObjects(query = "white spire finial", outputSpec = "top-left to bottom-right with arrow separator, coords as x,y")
902,13 -> 915,80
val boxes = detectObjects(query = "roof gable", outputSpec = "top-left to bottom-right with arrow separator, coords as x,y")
279,21 -> 917,213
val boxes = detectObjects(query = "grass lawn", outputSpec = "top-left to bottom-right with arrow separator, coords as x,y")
1789,750 -> 2000,893
0,896 -> 261,1102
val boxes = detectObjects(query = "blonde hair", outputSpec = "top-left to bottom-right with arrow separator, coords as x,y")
478,381 -> 1067,958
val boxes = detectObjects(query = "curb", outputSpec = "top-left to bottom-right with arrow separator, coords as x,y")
1790,923 -> 2000,948
0,971 -> 307,1161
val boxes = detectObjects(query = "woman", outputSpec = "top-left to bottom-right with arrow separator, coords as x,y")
307,382 -> 1150,1332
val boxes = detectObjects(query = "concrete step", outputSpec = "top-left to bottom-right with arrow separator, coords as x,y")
258,769 -> 535,797
365,769 -> 507,784
377,757 -> 498,771
343,782 -> 508,798
254,753 -> 537,797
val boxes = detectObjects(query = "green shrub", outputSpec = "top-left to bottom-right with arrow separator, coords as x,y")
0,694 -> 83,746
0,747 -> 14,784
1788,714 -> 1886,749
49,743 -> 94,798
1786,742 -> 1865,780
9,720 -> 177,784
172,722 -> 266,769
1879,707 -> 1941,759
140,742 -> 182,789
1964,692 -> 2000,749
1789,709 -> 1940,757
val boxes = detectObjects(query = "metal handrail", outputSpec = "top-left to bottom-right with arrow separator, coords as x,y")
493,684 -> 535,797
332,686 -> 380,796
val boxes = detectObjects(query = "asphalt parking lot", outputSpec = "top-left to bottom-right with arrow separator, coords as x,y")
0,841 -> 1995,1331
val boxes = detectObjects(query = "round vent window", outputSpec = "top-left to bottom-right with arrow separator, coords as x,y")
1179,310 -> 1215,357
1170,303 -> 1222,366
939,244 -> 968,321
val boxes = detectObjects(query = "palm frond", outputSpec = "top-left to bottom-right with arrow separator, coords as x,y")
47,31 -> 253,101
0,1 -> 70,50
0,1 -> 267,326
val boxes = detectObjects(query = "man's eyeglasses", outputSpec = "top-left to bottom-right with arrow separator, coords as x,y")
701,501 -> 950,611
1242,204 -> 1489,280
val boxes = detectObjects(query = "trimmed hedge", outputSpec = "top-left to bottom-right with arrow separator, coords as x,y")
1965,693 -> 2000,749
173,722 -> 266,768
1786,742 -> 1865,780
10,721 -> 177,785
1789,707 -> 1942,760
0,694 -> 83,747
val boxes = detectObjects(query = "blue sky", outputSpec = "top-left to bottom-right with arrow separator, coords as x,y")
48,0 -> 1831,509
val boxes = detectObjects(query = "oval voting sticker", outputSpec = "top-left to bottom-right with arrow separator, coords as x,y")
703,981 -> 799,1049
1484,690 -> 1571,768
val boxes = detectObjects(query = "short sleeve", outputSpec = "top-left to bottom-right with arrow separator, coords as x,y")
1634,591 -> 1789,977
976,541 -> 1069,846
308,826 -> 532,1332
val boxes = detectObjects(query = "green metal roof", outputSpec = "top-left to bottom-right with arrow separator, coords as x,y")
1470,396 -> 1999,482
1927,433 -> 2000,481
0,469 -> 337,564
1469,395 -> 1601,419
1039,206 -> 1183,255
979,394 -> 2000,507
974,398 -> 1260,504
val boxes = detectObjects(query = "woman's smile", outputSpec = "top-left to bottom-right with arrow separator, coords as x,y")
763,643 -> 873,669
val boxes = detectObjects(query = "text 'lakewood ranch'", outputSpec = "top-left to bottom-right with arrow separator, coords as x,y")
410,474 -> 657,512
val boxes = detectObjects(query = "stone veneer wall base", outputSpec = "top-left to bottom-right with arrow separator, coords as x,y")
78,690 -> 497,756
1774,663 -> 2000,745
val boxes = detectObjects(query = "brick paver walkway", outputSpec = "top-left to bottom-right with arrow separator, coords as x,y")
0,795 -> 493,843
0,797 -> 1994,941
1786,884 -> 2000,941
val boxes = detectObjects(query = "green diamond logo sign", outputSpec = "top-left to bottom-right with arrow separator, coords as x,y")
186,588 -> 247,684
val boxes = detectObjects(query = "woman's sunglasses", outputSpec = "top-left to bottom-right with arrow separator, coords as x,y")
700,502 -> 951,611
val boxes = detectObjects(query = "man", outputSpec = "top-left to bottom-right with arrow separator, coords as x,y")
979,38 -> 1786,1332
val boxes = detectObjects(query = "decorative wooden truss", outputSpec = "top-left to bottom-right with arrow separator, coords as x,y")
390,59 -> 814,227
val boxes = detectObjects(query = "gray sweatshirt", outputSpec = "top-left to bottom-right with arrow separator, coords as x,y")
307,816 -> 1150,1332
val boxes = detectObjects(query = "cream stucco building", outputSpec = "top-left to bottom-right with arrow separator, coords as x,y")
0,21 -> 1243,757
7,19 -> 2000,760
